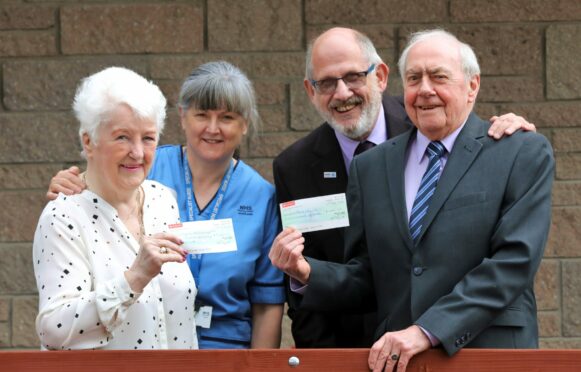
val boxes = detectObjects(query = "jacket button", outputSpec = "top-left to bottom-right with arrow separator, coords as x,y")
413,267 -> 423,276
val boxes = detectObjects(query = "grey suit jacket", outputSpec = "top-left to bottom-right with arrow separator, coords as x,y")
301,113 -> 554,355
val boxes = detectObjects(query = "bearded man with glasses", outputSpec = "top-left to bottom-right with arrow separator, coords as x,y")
272,27 -> 536,349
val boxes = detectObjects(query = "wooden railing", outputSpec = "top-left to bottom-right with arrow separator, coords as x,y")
1,348 -> 581,371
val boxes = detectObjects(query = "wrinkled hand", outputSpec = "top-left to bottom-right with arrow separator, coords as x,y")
268,228 -> 311,284
46,166 -> 86,200
368,325 -> 431,372
125,232 -> 188,293
488,113 -> 536,139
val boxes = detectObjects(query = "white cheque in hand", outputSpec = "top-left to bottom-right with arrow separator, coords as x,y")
169,219 -> 237,254
279,193 -> 350,233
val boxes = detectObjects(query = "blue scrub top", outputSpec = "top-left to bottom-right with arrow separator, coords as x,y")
148,145 -> 284,349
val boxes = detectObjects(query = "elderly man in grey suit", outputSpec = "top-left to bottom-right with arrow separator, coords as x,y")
269,29 -> 554,372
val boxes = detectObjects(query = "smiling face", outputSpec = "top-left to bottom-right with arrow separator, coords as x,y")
305,28 -> 389,140
403,36 -> 480,141
180,107 -> 248,165
84,104 -> 158,194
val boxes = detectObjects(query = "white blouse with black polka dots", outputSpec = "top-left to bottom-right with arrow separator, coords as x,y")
33,180 -> 198,350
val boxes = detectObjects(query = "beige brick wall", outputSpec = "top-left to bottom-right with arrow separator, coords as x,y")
1,0 -> 580,350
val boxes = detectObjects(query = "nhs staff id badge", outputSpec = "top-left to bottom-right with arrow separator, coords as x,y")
195,305 -> 212,329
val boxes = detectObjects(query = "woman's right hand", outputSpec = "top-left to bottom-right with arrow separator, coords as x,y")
46,166 -> 86,200
124,232 -> 188,293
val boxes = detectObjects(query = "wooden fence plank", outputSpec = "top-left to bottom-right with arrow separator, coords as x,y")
1,349 -> 580,371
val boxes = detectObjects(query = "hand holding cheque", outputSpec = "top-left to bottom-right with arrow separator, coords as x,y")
269,194 -> 349,284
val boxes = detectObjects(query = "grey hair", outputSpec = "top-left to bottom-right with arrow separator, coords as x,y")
74,66 -> 166,150
305,29 -> 383,80
398,29 -> 480,82
178,61 -> 259,136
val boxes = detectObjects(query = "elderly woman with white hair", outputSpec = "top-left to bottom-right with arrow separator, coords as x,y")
34,67 -> 198,350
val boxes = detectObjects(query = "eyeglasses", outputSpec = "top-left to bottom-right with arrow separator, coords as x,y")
310,64 -> 376,94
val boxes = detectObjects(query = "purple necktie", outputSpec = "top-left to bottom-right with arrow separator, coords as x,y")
354,140 -> 375,156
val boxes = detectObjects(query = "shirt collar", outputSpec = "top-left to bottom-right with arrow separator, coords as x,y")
411,119 -> 467,165
334,104 -> 387,158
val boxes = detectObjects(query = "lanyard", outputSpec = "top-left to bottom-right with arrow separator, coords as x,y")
182,148 -> 235,287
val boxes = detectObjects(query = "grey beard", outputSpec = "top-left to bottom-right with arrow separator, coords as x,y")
322,88 -> 382,141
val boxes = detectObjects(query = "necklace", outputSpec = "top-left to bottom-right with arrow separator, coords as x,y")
135,186 -> 145,241
83,172 -> 145,241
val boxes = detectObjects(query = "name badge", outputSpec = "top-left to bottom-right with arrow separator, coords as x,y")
323,171 -> 337,178
195,306 -> 212,329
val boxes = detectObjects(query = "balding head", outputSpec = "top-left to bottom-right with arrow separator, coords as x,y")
305,27 -> 382,80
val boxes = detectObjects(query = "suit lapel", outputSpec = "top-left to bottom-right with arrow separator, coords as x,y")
311,124 -> 348,195
414,113 -> 486,245
385,130 -> 416,252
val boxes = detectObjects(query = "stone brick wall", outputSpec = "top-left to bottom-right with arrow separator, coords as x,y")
0,0 -> 580,350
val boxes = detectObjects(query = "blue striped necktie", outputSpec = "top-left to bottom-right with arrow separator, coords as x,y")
409,141 -> 446,244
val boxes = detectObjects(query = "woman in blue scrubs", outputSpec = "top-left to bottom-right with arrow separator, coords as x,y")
48,61 -> 284,349
148,61 -> 284,349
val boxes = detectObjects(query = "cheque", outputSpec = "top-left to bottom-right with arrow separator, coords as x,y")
279,193 -> 350,233
169,219 -> 237,254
